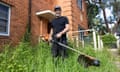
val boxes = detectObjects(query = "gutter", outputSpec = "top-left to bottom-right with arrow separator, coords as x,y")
28,0 -> 32,33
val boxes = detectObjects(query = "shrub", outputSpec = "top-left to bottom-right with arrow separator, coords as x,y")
102,34 -> 117,47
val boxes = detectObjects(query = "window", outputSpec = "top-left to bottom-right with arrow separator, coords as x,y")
77,0 -> 82,10
0,2 -> 11,36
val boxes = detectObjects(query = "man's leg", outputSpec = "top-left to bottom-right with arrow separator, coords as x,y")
59,40 -> 68,59
51,43 -> 59,58
52,42 -> 63,66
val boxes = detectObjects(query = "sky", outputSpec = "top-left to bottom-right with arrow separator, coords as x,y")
96,5 -> 115,23
95,0 -> 116,23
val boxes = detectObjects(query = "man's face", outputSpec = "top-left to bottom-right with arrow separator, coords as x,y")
55,10 -> 61,17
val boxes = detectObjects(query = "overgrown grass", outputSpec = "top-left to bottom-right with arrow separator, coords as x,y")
0,41 -> 119,72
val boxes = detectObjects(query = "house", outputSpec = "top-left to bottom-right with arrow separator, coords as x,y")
0,0 -> 88,47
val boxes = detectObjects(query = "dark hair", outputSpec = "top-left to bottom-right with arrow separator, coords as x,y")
54,6 -> 61,11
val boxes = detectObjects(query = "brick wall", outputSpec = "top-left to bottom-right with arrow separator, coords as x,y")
81,0 -> 88,29
0,0 -> 28,46
72,0 -> 88,36
31,0 -> 56,44
0,0 -> 56,45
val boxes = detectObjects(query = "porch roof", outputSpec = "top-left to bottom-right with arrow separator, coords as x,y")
36,10 -> 55,22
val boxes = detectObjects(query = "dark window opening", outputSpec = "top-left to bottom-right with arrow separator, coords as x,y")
0,2 -> 10,36
77,0 -> 82,10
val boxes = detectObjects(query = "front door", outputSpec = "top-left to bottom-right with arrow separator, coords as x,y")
39,18 -> 51,41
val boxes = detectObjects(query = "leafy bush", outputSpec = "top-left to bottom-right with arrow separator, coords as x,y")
102,34 -> 117,47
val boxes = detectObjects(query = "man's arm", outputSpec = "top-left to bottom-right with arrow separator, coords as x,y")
56,24 -> 69,38
60,24 -> 69,34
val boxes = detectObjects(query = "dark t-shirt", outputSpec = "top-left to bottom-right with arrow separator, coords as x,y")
51,16 -> 69,40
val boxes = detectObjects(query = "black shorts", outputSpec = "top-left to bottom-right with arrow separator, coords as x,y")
51,38 -> 68,58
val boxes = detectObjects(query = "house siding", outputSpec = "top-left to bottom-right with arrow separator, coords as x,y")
0,0 -> 28,47
31,0 -> 56,44
0,0 -> 88,47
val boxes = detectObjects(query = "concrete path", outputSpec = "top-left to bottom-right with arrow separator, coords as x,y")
109,49 -> 120,70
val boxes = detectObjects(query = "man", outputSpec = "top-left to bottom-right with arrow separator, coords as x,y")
49,6 -> 69,59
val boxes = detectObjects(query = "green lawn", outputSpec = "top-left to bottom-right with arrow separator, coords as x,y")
0,42 -> 119,72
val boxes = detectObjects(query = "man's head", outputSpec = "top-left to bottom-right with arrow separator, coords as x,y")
54,6 -> 61,17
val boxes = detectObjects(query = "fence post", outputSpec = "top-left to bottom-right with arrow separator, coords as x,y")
97,35 -> 104,50
93,29 -> 97,50
98,35 -> 101,49
117,38 -> 120,48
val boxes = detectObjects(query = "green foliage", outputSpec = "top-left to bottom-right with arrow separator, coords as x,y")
87,4 -> 99,29
102,34 -> 117,44
0,41 -> 119,72
23,30 -> 31,42
118,43 -> 120,55
102,34 -> 117,48
112,2 -> 120,15
22,23 -> 31,42
93,18 -> 107,35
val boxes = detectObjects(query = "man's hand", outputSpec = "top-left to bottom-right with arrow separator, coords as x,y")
56,32 -> 62,38
49,36 -> 52,41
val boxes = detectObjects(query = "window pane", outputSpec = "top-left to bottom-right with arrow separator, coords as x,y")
0,3 -> 9,34
77,0 -> 82,10
0,4 -> 9,20
0,19 -> 7,33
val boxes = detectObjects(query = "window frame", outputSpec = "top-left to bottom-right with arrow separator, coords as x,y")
0,2 -> 11,36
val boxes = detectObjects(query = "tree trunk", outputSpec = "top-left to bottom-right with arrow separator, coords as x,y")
103,8 -> 111,32
99,0 -> 110,33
